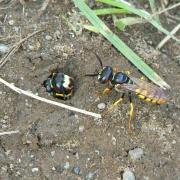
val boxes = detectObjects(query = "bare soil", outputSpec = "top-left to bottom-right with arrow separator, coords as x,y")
0,1 -> 180,180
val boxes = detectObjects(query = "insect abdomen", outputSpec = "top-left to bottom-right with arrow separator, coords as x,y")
135,89 -> 167,104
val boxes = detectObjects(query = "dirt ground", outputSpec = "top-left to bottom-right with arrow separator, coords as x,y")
0,0 -> 180,180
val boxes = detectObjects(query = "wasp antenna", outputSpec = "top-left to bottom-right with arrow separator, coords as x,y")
85,73 -> 99,77
94,53 -> 103,68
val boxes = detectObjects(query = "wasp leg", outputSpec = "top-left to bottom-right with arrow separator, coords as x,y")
102,93 -> 125,117
128,93 -> 134,131
103,87 -> 113,95
107,93 -> 125,113
96,87 -> 113,97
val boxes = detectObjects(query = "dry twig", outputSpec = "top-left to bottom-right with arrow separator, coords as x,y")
0,130 -> 20,136
152,2 -> 180,17
0,77 -> 102,119
157,23 -> 180,49
0,29 -> 44,68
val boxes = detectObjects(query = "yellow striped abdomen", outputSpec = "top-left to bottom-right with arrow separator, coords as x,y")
135,89 -> 167,104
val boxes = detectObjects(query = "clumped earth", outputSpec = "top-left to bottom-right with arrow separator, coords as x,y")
0,1 -> 180,179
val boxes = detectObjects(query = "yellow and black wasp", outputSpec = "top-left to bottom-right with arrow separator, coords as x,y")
85,53 -> 168,130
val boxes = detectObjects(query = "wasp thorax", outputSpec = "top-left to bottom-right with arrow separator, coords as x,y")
98,66 -> 113,84
112,72 -> 130,85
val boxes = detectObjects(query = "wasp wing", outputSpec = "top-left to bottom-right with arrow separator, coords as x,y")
115,76 -> 168,101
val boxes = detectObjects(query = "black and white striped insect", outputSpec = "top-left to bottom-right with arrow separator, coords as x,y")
43,68 -> 74,100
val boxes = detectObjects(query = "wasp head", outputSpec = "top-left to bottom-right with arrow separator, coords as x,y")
98,66 -> 113,84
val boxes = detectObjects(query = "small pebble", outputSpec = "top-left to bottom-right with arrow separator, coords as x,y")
8,20 -> 15,25
72,166 -> 81,175
85,171 -> 96,180
123,168 -> 135,180
16,171 -> 21,176
79,125 -> 85,132
69,32 -> 75,38
4,115 -> 8,120
30,154 -> 34,158
1,119 -> 6,124
128,148 -> 144,160
111,136 -> 116,145
51,151 -> 55,157
0,44 -> 9,55
27,44 -> 35,51
63,162 -> 70,170
75,152 -> 79,160
45,35 -> 52,41
97,103 -> 106,110
55,162 -> 70,173
32,167 -> 39,173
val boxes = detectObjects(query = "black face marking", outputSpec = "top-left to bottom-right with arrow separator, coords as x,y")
98,66 -> 113,84
111,72 -> 130,85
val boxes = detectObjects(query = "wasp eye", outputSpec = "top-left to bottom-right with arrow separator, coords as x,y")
98,66 -> 113,84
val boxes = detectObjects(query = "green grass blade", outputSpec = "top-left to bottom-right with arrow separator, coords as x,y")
72,0 -> 170,89
94,8 -> 130,16
148,0 -> 161,25
115,17 -> 144,31
83,24 -> 99,33
96,0 -> 180,43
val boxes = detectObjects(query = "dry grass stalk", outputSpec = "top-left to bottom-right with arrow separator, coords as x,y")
0,77 -> 102,119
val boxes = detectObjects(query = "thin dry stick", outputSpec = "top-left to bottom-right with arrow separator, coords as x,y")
156,23 -> 180,49
0,130 -> 20,136
0,77 -> 102,119
151,2 -> 180,17
167,14 -> 180,22
0,29 -> 44,68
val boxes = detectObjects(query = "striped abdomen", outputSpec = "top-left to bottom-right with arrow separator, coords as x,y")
135,89 -> 168,104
